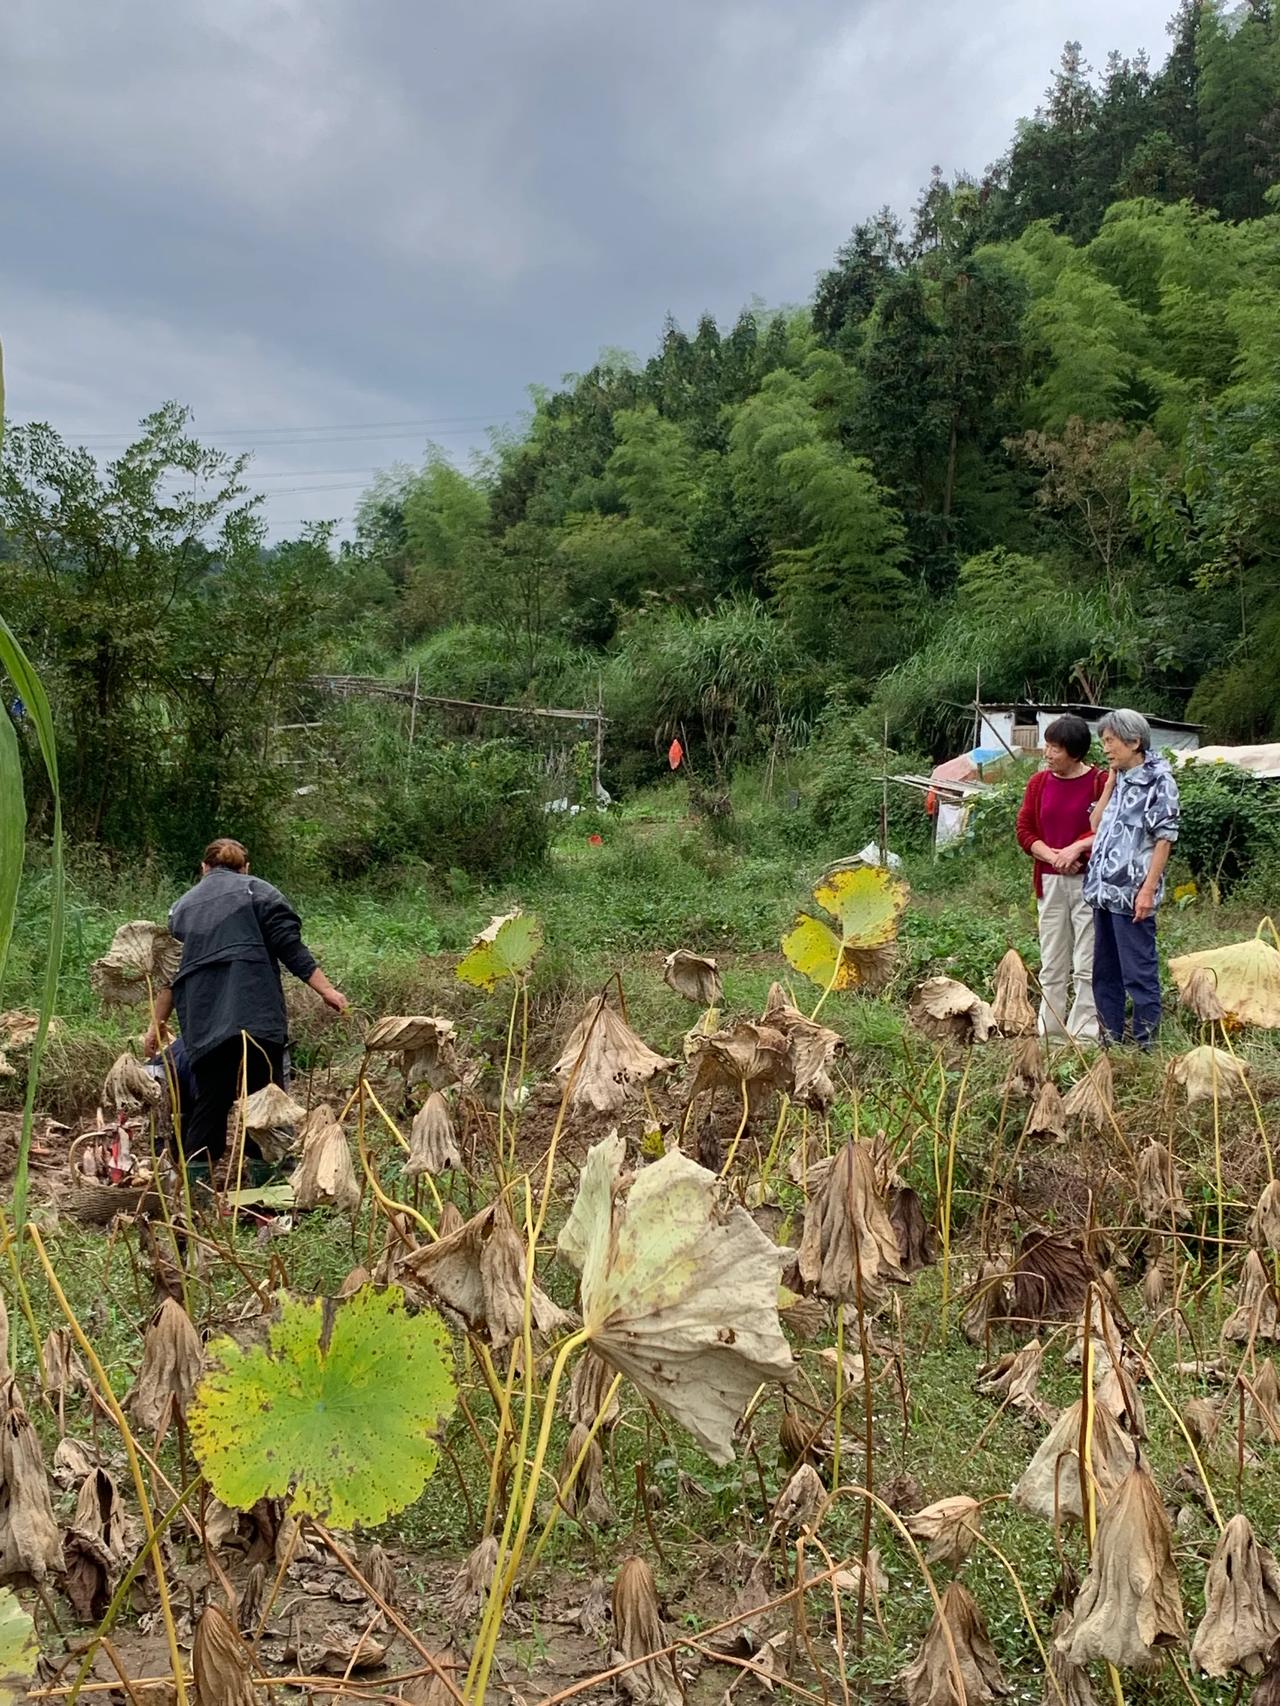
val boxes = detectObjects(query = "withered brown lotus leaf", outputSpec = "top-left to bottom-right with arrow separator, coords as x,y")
1182,1397 -> 1221,1447
238,1081 -> 306,1132
1179,966 -> 1228,1024
0,1378 -> 63,1581
905,1495 -> 982,1565
407,1092 -> 461,1177
1191,1514 -> 1280,1677
1026,1079 -> 1067,1141
129,1297 -> 203,1443
1223,1251 -> 1280,1343
683,1019 -> 792,1109
963,1259 -> 1013,1345
771,1463 -> 825,1534
1013,1398 -> 1138,1523
552,996 -> 676,1114
404,1202 -> 569,1348
1009,1230 -> 1094,1331
1137,1142 -> 1188,1225
1249,1183 -> 1280,1254
1246,1360 -> 1280,1442
556,1423 -> 613,1526
1142,1256 -> 1170,1313
73,1466 -> 130,1566
51,1437 -> 95,1488
1064,1293 -> 1127,1378
364,1015 -> 455,1055
90,921 -> 182,1007
64,1466 -> 131,1621
1095,1365 -> 1148,1439
993,949 -> 1037,1037
293,1117 -> 361,1213
1056,1465 -> 1184,1670
42,1328 -> 88,1401
797,1140 -> 906,1310
977,1340 -> 1046,1419
1254,1655 -> 1280,1706
1062,1054 -> 1115,1133
663,950 -> 723,1006
760,983 -> 845,1108
364,1541 -> 397,1618
889,1187 -> 936,1273
567,1348 -> 620,1431
779,1411 -> 827,1470
1170,1045 -> 1249,1106
909,977 -> 998,1045
401,1649 -> 463,1706
1004,1037 -> 1045,1100
779,1291 -> 826,1341
193,1603 -> 260,1706
612,1556 -> 681,1706
1043,1609 -> 1099,1706
901,1579 -> 1009,1706
443,1535 -> 498,1630
102,1052 -> 162,1113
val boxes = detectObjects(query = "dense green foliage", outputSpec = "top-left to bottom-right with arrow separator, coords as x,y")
5,1 -> 1280,878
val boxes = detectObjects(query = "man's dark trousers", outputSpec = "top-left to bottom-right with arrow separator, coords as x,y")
1091,906 -> 1161,1048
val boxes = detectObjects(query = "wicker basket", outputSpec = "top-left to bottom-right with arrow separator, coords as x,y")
67,1132 -> 172,1226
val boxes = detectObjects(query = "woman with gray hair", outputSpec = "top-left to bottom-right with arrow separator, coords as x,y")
1083,709 -> 1181,1048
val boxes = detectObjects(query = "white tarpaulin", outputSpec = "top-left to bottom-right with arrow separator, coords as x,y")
1175,744 -> 1280,780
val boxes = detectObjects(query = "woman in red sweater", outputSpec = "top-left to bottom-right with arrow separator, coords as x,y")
1015,715 -> 1107,1040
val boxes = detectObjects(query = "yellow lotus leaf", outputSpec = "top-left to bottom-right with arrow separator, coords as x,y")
782,865 -> 909,993
455,910 -> 543,991
1169,932 -> 1280,1029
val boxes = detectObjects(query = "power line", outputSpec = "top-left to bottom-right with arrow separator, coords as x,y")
61,412 -> 522,445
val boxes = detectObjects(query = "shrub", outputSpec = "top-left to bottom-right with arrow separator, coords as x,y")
1173,763 -> 1280,895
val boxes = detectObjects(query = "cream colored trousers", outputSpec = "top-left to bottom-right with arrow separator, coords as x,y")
1037,873 -> 1099,1040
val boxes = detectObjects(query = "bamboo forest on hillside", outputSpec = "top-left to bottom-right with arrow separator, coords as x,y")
4,4 -> 1280,1704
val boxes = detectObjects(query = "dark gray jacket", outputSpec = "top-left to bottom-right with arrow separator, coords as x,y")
167,869 -> 317,1063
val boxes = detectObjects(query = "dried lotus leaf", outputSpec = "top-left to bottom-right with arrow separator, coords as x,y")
1223,1250 -> 1280,1343
238,1081 -> 306,1132
1170,935 -> 1280,1029
1055,1465 -> 1184,1670
102,1052 -> 162,1112
1013,1398 -> 1138,1523
407,1092 -> 460,1176
1169,1045 -> 1249,1106
760,983 -> 845,1108
992,949 -> 1037,1036
684,1019 -> 792,1109
905,1495 -> 982,1565
1250,1183 -> 1280,1253
1026,1078 -> 1066,1141
129,1297 -> 203,1442
797,1140 -> 906,1310
364,1014 -> 458,1056
771,1463 -> 825,1533
1062,1054 -> 1114,1133
90,921 -> 182,1007
909,977 -> 998,1044
443,1535 -> 497,1630
612,1556 -> 680,1706
663,950 -> 722,1006
193,1603 -> 259,1706
293,1119 -> 361,1213
1191,1513 -> 1280,1677
556,1423 -> 612,1526
901,1579 -> 1008,1706
1004,1037 -> 1045,1099
551,996 -> 675,1115
403,1202 -> 568,1347
0,1379 -> 62,1580
1009,1230 -> 1094,1331
1136,1142 -> 1188,1224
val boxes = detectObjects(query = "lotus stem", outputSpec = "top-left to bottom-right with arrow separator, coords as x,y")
527,1369 -> 622,1569
497,976 -> 521,1172
362,1077 -> 445,1217
356,1084 -> 438,1235
832,1302 -> 845,1490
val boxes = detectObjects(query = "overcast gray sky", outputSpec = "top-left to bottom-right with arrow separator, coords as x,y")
3,0 -> 1173,538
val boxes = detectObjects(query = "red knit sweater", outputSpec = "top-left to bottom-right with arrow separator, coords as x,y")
1016,766 -> 1106,899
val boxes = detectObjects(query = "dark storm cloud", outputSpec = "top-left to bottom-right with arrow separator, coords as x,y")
1,0 -> 1171,533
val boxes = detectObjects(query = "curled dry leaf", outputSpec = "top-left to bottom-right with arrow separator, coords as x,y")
1136,1143 -> 1188,1224
293,1117 -> 361,1214
407,1092 -> 461,1177
193,1603 -> 260,1706
1142,1255 -> 1170,1313
779,1412 -> 827,1471
977,1340 -> 1046,1420
443,1535 -> 498,1630
612,1556 -> 680,1706
1044,1609 -> 1099,1706
832,1548 -> 888,1602
889,1187 -> 936,1274
558,1133 -> 794,1465
662,950 -> 723,1006
1010,1230 -> 1094,1331
778,1290 -> 826,1342
992,949 -> 1037,1037
1056,1465 -> 1185,1670
364,1016 -> 461,1090
556,1423 -> 613,1526
1169,1046 -> 1250,1106
404,1202 -> 570,1349
771,1463 -> 825,1534
401,1648 -> 463,1706
129,1297 -> 203,1443
1180,965 -> 1229,1024
1182,1398 -> 1221,1447
364,1542 -> 397,1619
1026,1079 -> 1066,1142
1004,1037 -> 1045,1100
1013,1398 -> 1138,1524
52,1437 -> 96,1488
1169,935 -> 1280,1029
760,984 -> 845,1109
552,996 -> 676,1115
42,1329 -> 87,1401
90,921 -> 182,1007
902,1579 -> 1008,1706
962,1259 -> 1012,1346
1249,1182 -> 1280,1253
908,977 -> 998,1045
1222,1250 -> 1280,1344
0,1379 -> 62,1581
905,1495 -> 982,1565
1192,1513 -> 1280,1677
1064,1292 -> 1127,1378
63,1468 -> 132,1622
1095,1365 -> 1147,1439
238,1082 -> 306,1132
567,1349 -> 620,1431
1246,1361 -> 1280,1442
684,1020 -> 792,1110
1062,1054 -> 1114,1133
102,1053 -> 162,1113
797,1140 -> 906,1311
287,1623 -> 388,1675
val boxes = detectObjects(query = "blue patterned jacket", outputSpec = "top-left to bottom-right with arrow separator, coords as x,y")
1083,754 -> 1180,914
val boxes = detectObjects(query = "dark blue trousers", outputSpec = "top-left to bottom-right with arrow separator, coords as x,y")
1091,907 -> 1161,1048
